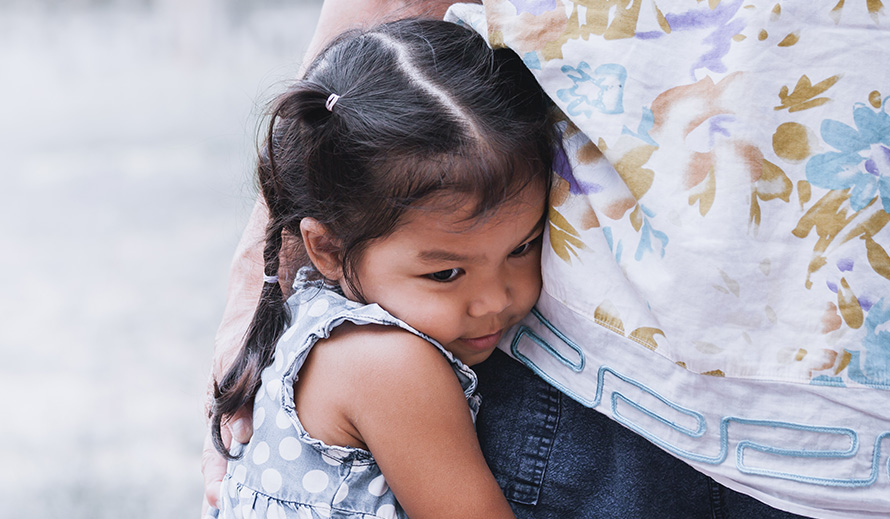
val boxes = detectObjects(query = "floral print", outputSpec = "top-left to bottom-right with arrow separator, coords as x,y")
556,62 -> 626,116
807,101 -> 890,213
446,1 -> 890,515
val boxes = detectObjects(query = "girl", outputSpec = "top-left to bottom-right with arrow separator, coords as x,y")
209,18 -> 554,519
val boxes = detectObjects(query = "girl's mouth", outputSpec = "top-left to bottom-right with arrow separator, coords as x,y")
459,329 -> 503,351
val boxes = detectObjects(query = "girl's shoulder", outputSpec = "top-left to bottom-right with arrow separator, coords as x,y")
295,322 -> 464,451
299,320 -> 454,397
320,322 -> 451,371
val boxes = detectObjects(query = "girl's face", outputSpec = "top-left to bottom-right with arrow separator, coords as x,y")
343,184 -> 546,366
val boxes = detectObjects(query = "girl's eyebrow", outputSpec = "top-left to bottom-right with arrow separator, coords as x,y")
416,213 -> 546,264
417,249 -> 472,263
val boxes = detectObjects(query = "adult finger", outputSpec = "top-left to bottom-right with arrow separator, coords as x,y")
201,427 -> 230,511
228,405 -> 253,445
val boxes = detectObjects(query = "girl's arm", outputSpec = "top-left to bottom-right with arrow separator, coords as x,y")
301,324 -> 515,518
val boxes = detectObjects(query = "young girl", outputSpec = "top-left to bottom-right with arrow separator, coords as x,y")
209,18 -> 554,519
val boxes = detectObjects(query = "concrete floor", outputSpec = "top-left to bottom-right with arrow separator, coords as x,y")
0,2 -> 321,517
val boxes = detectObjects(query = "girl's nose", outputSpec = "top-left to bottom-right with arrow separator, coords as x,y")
468,277 -> 512,317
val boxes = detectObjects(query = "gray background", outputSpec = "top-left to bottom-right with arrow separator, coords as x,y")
0,0 -> 322,516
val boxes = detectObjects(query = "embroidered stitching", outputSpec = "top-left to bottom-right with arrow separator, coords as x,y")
511,307 -> 585,372
510,308 -> 890,488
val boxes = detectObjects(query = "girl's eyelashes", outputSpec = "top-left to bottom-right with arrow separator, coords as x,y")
427,268 -> 464,282
510,233 -> 544,257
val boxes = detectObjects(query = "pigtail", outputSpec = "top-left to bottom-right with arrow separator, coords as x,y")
209,77 -> 349,458
210,179 -> 295,463
210,218 -> 290,459
209,98 -> 310,459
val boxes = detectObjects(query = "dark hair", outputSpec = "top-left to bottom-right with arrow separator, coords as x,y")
210,18 -> 554,457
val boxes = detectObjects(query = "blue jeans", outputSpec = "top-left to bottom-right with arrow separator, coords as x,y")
474,349 -> 812,519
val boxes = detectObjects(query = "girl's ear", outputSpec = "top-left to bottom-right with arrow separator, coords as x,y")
300,218 -> 343,281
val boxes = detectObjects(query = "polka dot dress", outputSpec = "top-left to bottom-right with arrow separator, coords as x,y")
214,268 -> 480,519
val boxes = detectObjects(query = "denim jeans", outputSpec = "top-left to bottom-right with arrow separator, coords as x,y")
474,349 -> 812,519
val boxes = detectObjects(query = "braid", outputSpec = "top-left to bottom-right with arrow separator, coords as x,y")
211,217 -> 290,458
210,186 -> 292,459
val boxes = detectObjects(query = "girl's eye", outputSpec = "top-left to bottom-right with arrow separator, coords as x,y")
427,268 -> 462,282
510,243 -> 531,256
510,235 -> 542,257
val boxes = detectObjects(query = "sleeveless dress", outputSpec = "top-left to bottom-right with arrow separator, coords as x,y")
215,268 -> 481,519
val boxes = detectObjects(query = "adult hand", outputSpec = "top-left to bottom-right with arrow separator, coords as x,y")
201,198 -> 266,516
201,406 -> 252,515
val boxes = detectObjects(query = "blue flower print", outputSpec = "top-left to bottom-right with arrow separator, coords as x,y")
621,107 -> 658,146
634,205 -> 668,261
557,62 -> 627,117
845,297 -> 890,389
806,101 -> 890,213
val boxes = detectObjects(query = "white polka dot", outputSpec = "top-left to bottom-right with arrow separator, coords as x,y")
321,452 -> 344,466
276,408 -> 292,429
315,504 -> 332,518
281,324 -> 299,342
368,475 -> 389,496
266,377 -> 282,402
232,465 -> 247,484
262,468 -> 283,493
307,298 -> 330,317
253,407 -> 266,428
332,483 -> 349,504
255,382 -> 266,402
298,508 -> 313,519
227,477 -> 238,499
252,441 -> 270,465
302,469 -> 329,493
279,436 -> 302,460
274,352 -> 284,371
351,463 -> 368,472
376,504 -> 397,519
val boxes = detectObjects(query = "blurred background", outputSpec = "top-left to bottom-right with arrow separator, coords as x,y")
0,0 -> 322,516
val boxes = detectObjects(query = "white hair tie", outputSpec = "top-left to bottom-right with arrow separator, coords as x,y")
325,93 -> 341,112
263,274 -> 279,284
